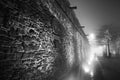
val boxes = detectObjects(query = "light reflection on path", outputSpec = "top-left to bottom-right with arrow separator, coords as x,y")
82,33 -> 105,78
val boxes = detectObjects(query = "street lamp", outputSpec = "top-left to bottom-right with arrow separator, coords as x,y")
104,30 -> 111,57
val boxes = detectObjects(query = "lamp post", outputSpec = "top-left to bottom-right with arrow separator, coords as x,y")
104,30 -> 111,57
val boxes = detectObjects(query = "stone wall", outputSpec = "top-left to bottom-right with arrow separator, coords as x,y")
0,0 -> 89,80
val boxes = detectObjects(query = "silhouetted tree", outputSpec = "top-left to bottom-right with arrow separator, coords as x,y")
97,24 -> 120,55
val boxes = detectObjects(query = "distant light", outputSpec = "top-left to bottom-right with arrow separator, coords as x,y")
90,71 -> 94,77
88,55 -> 94,63
112,51 -> 116,55
88,33 -> 95,41
82,64 -> 90,73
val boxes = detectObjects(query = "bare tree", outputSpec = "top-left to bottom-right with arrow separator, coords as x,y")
97,24 -> 120,56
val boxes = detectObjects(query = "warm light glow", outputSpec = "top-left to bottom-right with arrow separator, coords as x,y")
82,33 -> 105,76
112,50 -> 116,55
90,71 -> 94,77
82,64 -> 90,73
88,33 -> 96,42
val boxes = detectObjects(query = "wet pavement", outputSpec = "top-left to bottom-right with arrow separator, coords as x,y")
92,56 -> 120,80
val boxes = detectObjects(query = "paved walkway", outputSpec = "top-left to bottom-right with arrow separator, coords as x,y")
93,56 -> 120,80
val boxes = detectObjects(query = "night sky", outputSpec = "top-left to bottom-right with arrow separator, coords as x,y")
69,0 -> 120,34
